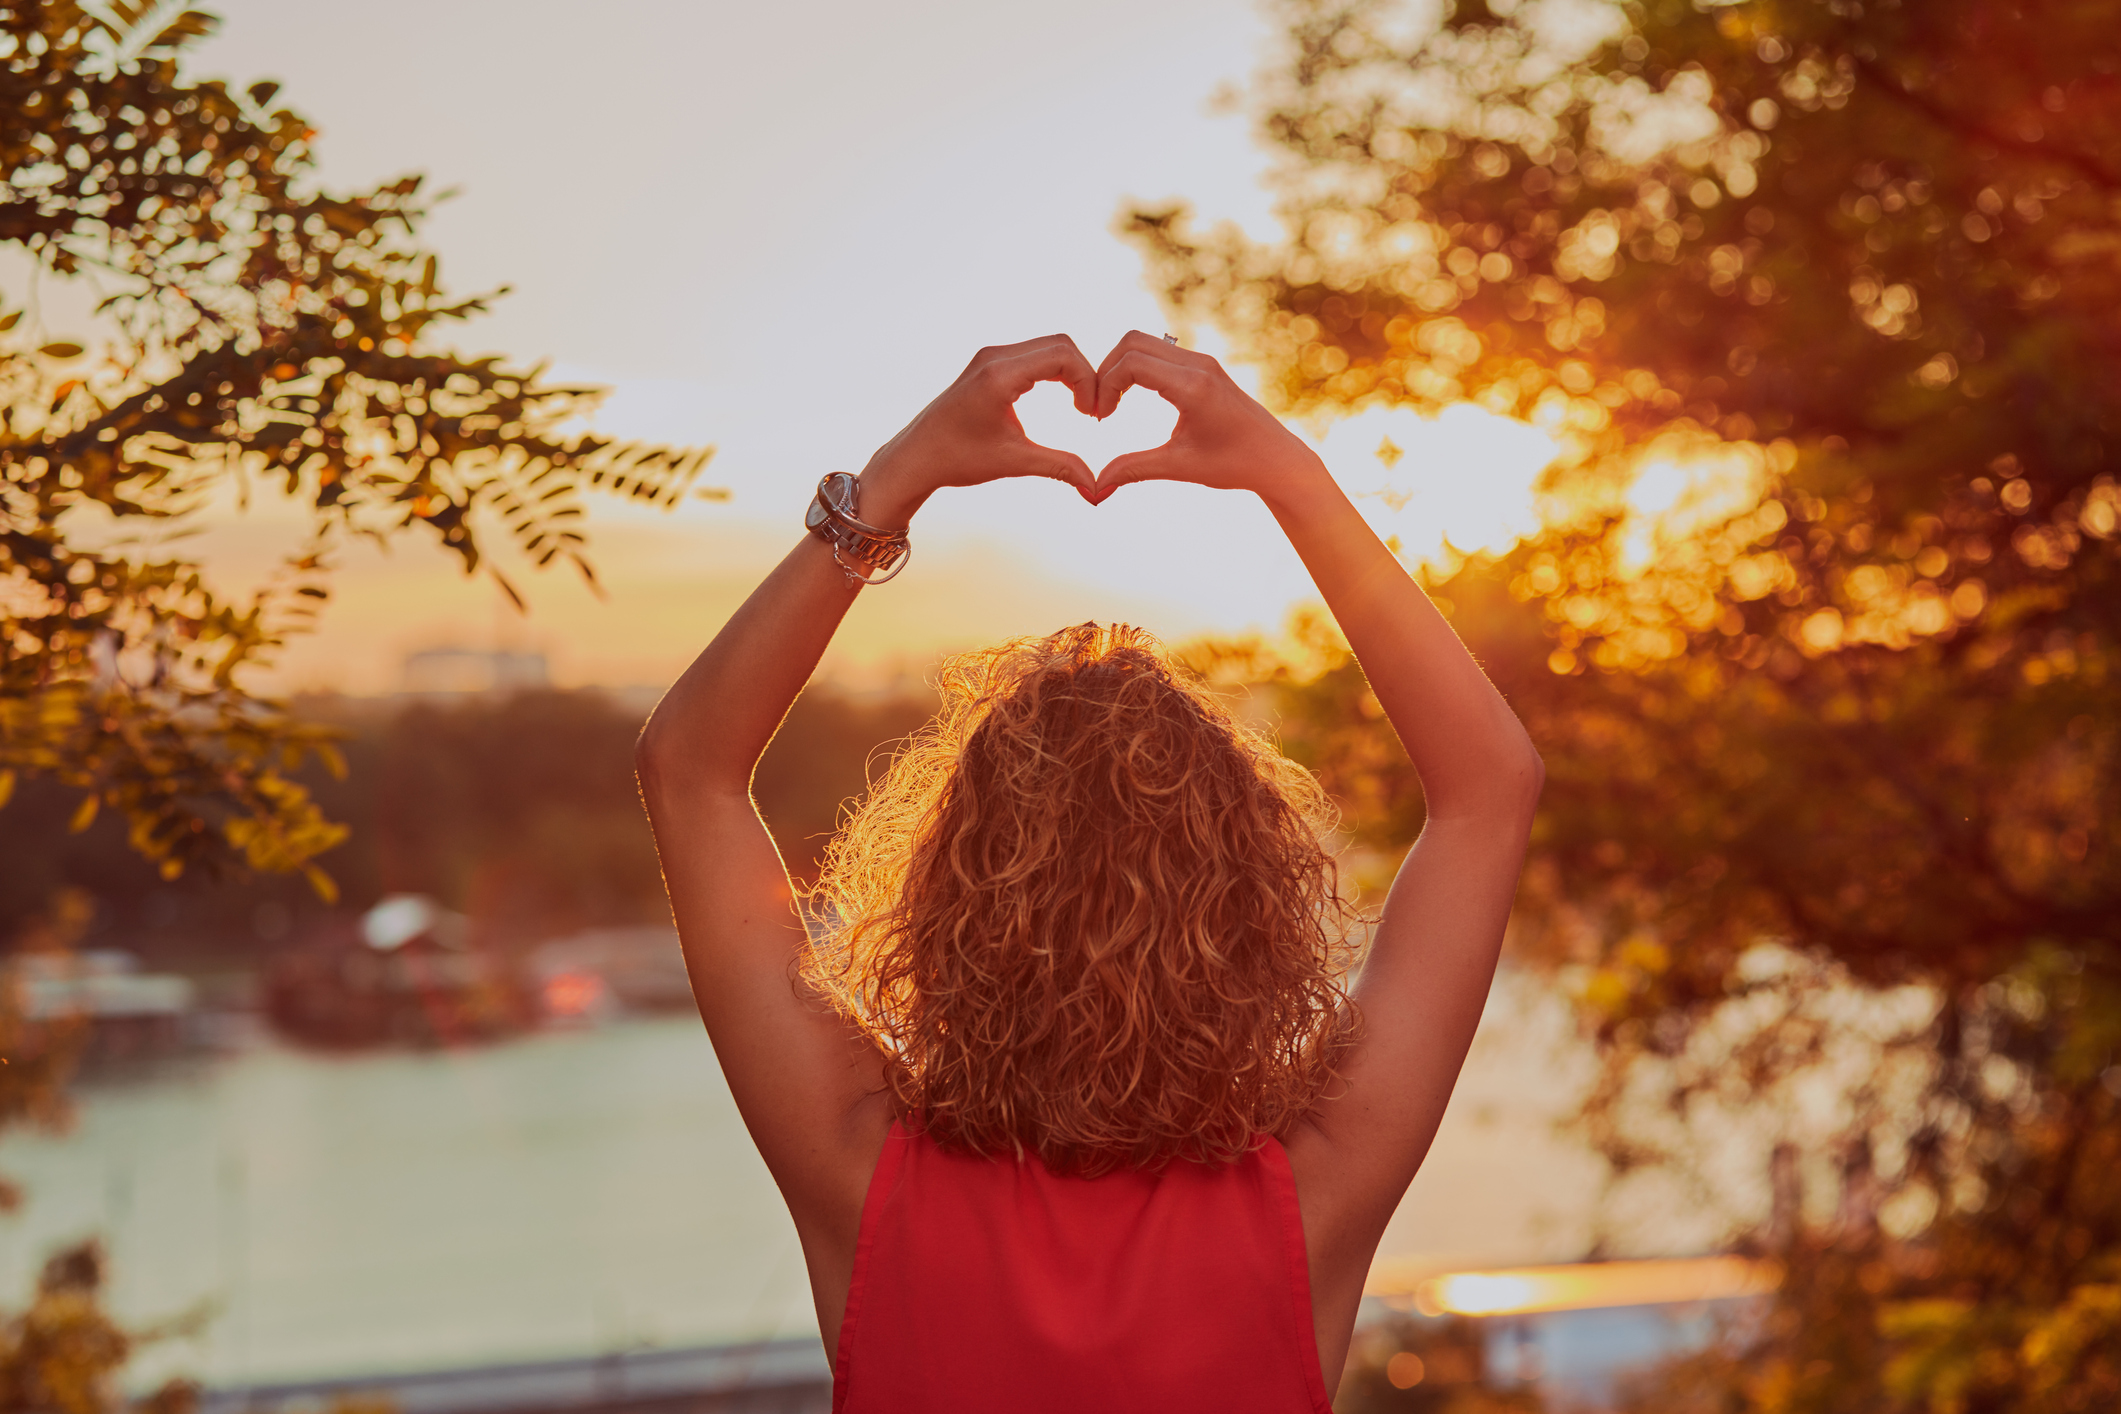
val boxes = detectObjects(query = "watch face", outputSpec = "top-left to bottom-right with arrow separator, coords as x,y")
823,473 -> 856,515
805,499 -> 830,531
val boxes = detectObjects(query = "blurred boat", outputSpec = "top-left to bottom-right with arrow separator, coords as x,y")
528,926 -> 691,1023
263,895 -> 532,1047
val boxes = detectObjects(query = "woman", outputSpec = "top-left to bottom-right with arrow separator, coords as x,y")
635,332 -> 1543,1411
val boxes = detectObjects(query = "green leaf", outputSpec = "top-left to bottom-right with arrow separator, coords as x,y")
40,342 -> 84,359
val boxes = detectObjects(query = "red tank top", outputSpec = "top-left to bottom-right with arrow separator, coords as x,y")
831,1122 -> 1335,1413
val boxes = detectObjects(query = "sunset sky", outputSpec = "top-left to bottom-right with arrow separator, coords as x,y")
173,0 -> 1559,695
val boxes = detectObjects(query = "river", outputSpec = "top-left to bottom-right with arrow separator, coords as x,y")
0,973 -> 1610,1392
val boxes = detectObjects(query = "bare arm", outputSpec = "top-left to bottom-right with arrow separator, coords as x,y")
634,336 -> 1099,1280
1093,332 -> 1544,1356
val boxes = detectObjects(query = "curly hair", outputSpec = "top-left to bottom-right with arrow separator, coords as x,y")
802,622 -> 1359,1175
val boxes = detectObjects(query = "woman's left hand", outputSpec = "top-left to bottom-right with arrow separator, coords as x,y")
857,334 -> 1102,526
1087,330 -> 1329,511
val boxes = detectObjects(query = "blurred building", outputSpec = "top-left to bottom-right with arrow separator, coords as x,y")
402,648 -> 552,697
5,948 -> 195,1063
264,894 -> 531,1047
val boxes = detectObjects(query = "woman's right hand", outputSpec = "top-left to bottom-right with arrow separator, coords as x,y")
1088,330 -> 1331,509
856,335 -> 1102,527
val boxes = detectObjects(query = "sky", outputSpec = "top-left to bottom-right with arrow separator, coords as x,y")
170,0 -> 1558,694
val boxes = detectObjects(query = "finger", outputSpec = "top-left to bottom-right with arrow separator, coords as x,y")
1093,329 -> 1217,385
1093,347 -> 1210,420
1090,446 -> 1179,504
1014,444 -> 1098,500
959,334 -> 1061,379
1046,333 -> 1100,414
979,338 -> 1098,411
1094,329 -> 1167,377
973,332 -> 1083,365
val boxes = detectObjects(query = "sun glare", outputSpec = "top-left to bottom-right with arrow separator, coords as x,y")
1307,404 -> 1781,579
1614,436 -> 1776,575
1371,1257 -> 1781,1317
1629,459 -> 1697,518
1306,405 -> 1558,566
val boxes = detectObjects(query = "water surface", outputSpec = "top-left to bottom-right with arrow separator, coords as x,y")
0,974 -> 1607,1390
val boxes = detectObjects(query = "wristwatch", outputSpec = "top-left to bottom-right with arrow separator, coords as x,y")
805,472 -> 912,585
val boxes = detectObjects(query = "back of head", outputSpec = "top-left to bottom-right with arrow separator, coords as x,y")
805,623 -> 1356,1175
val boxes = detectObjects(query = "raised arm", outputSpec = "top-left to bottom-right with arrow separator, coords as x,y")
634,336 -> 1099,1298
1092,331 -> 1544,1360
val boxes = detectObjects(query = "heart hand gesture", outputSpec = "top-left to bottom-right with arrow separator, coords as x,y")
858,330 -> 1332,525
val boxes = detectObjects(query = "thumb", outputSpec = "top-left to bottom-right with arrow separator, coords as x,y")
1091,446 -> 1177,505
1010,441 -> 1098,501
1047,449 -> 1098,502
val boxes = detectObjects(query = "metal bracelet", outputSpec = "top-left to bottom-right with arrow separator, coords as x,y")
804,472 -> 911,586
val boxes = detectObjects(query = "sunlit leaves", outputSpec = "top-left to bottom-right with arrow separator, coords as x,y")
1,2 -> 718,884
0,1238 -> 202,1414
1124,0 -> 2121,684
1147,1 -> 2121,1407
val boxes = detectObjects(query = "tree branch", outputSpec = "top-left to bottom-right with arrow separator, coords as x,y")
1855,58 -> 2121,193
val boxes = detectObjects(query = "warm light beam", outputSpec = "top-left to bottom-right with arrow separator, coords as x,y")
1366,1256 -> 1781,1316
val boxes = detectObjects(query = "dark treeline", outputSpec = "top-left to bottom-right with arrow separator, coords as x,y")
0,682 -> 939,966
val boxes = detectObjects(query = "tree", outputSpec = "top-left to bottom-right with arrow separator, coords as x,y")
1,2 -> 716,896
0,681 -> 943,955
0,1240 -> 201,1414
1134,0 -> 2120,1407
0,899 -> 165,1414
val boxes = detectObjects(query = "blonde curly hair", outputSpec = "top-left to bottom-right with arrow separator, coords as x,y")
802,623 -> 1358,1174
